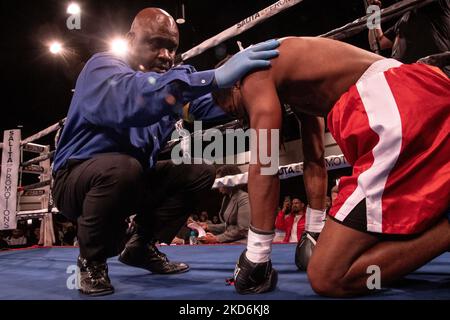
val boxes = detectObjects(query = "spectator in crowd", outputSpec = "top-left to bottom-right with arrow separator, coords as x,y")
198,165 -> 251,244
331,185 -> 339,206
172,222 -> 192,245
56,222 -> 77,246
275,198 -> 307,243
62,223 -> 77,246
28,227 -> 42,246
6,229 -> 28,247
274,196 -> 292,242
211,216 -> 219,224
281,197 -> 292,214
368,0 -> 450,75
170,236 -> 186,245
199,211 -> 212,224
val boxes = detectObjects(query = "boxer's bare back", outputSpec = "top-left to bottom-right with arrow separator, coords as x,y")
242,37 -> 383,117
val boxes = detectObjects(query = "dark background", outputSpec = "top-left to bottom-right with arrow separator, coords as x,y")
0,0 -> 396,140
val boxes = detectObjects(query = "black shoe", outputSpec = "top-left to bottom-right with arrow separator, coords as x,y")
77,256 -> 114,296
295,231 -> 320,271
233,250 -> 278,294
118,234 -> 189,274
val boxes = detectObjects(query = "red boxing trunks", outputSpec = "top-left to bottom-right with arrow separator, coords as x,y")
328,59 -> 450,234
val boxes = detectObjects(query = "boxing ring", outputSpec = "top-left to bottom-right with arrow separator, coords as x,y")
0,244 -> 449,300
1,0 -> 448,300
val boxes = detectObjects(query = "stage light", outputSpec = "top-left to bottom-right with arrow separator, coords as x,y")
49,42 -> 63,54
176,2 -> 186,24
67,3 -> 81,15
27,219 -> 33,225
111,38 -> 128,56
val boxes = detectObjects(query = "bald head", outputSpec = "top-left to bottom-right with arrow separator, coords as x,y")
126,8 -> 179,73
130,8 -> 178,37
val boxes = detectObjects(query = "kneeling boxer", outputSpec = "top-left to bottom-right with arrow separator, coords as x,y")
213,36 -> 450,296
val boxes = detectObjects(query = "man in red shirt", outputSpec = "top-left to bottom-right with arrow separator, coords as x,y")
275,198 -> 306,243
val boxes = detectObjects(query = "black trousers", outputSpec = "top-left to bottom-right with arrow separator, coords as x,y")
52,153 -> 215,261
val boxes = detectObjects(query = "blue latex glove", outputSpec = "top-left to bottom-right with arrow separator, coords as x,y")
214,39 -> 280,88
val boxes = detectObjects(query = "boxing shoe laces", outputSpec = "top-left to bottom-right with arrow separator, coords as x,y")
233,250 -> 278,294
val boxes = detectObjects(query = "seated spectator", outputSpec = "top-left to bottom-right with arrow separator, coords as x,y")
198,211 -> 212,224
172,223 -> 192,245
198,165 -> 251,244
62,223 -> 77,246
6,229 -> 28,247
211,216 -> 219,224
171,236 -> 186,245
28,227 -> 42,246
275,198 -> 306,243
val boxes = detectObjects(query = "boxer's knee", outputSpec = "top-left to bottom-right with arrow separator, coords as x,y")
307,266 -> 334,297
307,260 -> 348,297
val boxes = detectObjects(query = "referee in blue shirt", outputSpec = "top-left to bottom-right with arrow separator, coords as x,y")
52,7 -> 279,296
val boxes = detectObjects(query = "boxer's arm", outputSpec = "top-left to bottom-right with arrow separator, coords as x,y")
298,114 -> 327,210
241,72 -> 282,231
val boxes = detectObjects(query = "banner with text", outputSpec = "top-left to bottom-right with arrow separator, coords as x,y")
213,154 -> 349,188
0,130 -> 21,230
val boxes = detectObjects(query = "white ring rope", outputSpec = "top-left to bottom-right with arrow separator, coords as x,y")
0,118 -> 66,150
213,154 -> 349,188
181,0 -> 304,61
20,151 -> 55,167
181,0 -> 433,62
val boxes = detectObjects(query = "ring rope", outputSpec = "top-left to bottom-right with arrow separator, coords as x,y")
212,154 -> 349,188
18,180 -> 51,192
181,0 -> 303,61
20,151 -> 55,167
181,0 -> 433,62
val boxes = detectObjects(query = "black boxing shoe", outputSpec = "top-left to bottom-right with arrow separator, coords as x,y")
77,256 -> 114,296
295,231 -> 320,271
233,250 -> 278,294
118,233 -> 189,274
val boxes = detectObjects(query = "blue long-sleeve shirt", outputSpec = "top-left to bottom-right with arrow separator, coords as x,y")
53,52 -> 227,172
